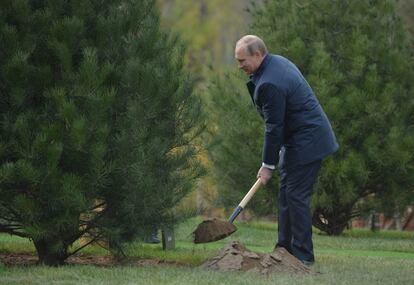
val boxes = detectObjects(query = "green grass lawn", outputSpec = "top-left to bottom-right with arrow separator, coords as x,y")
1,217 -> 414,285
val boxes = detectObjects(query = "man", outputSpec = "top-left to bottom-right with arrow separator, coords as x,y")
234,35 -> 338,265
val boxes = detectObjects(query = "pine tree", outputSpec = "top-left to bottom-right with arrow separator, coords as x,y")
0,0 -> 202,265
249,0 -> 414,234
100,2 -> 204,247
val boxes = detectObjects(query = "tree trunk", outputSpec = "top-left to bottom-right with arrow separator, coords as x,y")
369,210 -> 380,232
394,212 -> 402,230
33,239 -> 68,266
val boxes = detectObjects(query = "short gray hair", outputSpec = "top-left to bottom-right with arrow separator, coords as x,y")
236,35 -> 268,56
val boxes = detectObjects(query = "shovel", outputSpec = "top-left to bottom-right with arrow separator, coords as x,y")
192,178 -> 262,244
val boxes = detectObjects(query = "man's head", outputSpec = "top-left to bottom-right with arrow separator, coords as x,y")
235,35 -> 268,75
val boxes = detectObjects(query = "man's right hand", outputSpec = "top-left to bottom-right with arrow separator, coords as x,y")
257,166 -> 273,185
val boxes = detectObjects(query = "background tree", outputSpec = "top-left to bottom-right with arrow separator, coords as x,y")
397,0 -> 414,37
0,0 -> 202,265
205,71 -> 278,216
156,0 -> 258,215
248,0 -> 414,234
157,0 -> 252,80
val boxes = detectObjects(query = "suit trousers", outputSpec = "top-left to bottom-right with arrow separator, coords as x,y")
276,158 -> 322,262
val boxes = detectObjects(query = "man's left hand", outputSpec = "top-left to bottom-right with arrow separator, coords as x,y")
257,166 -> 273,185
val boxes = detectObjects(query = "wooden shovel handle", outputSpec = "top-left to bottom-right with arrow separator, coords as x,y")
239,178 -> 262,208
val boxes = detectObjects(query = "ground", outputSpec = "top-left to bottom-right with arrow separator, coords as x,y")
0,252 -> 183,267
1,240 -> 313,276
1,220 -> 414,285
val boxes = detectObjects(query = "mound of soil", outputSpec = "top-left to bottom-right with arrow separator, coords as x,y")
202,241 -> 312,275
193,218 -> 237,244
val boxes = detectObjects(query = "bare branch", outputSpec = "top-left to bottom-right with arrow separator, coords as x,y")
68,233 -> 105,257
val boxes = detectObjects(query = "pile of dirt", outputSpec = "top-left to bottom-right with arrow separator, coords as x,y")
201,241 -> 312,275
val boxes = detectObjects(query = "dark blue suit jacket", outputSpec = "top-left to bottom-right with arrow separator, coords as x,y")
247,54 -> 338,169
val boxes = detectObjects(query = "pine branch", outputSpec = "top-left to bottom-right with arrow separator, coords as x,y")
67,208 -> 107,245
68,232 -> 105,257
0,224 -> 28,238
0,202 -> 24,224
89,201 -> 106,212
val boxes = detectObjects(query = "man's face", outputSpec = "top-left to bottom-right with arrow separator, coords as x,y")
235,44 -> 262,75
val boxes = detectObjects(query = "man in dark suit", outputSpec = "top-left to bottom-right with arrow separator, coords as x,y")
234,35 -> 339,265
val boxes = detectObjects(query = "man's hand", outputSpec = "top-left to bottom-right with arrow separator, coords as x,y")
257,166 -> 273,185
